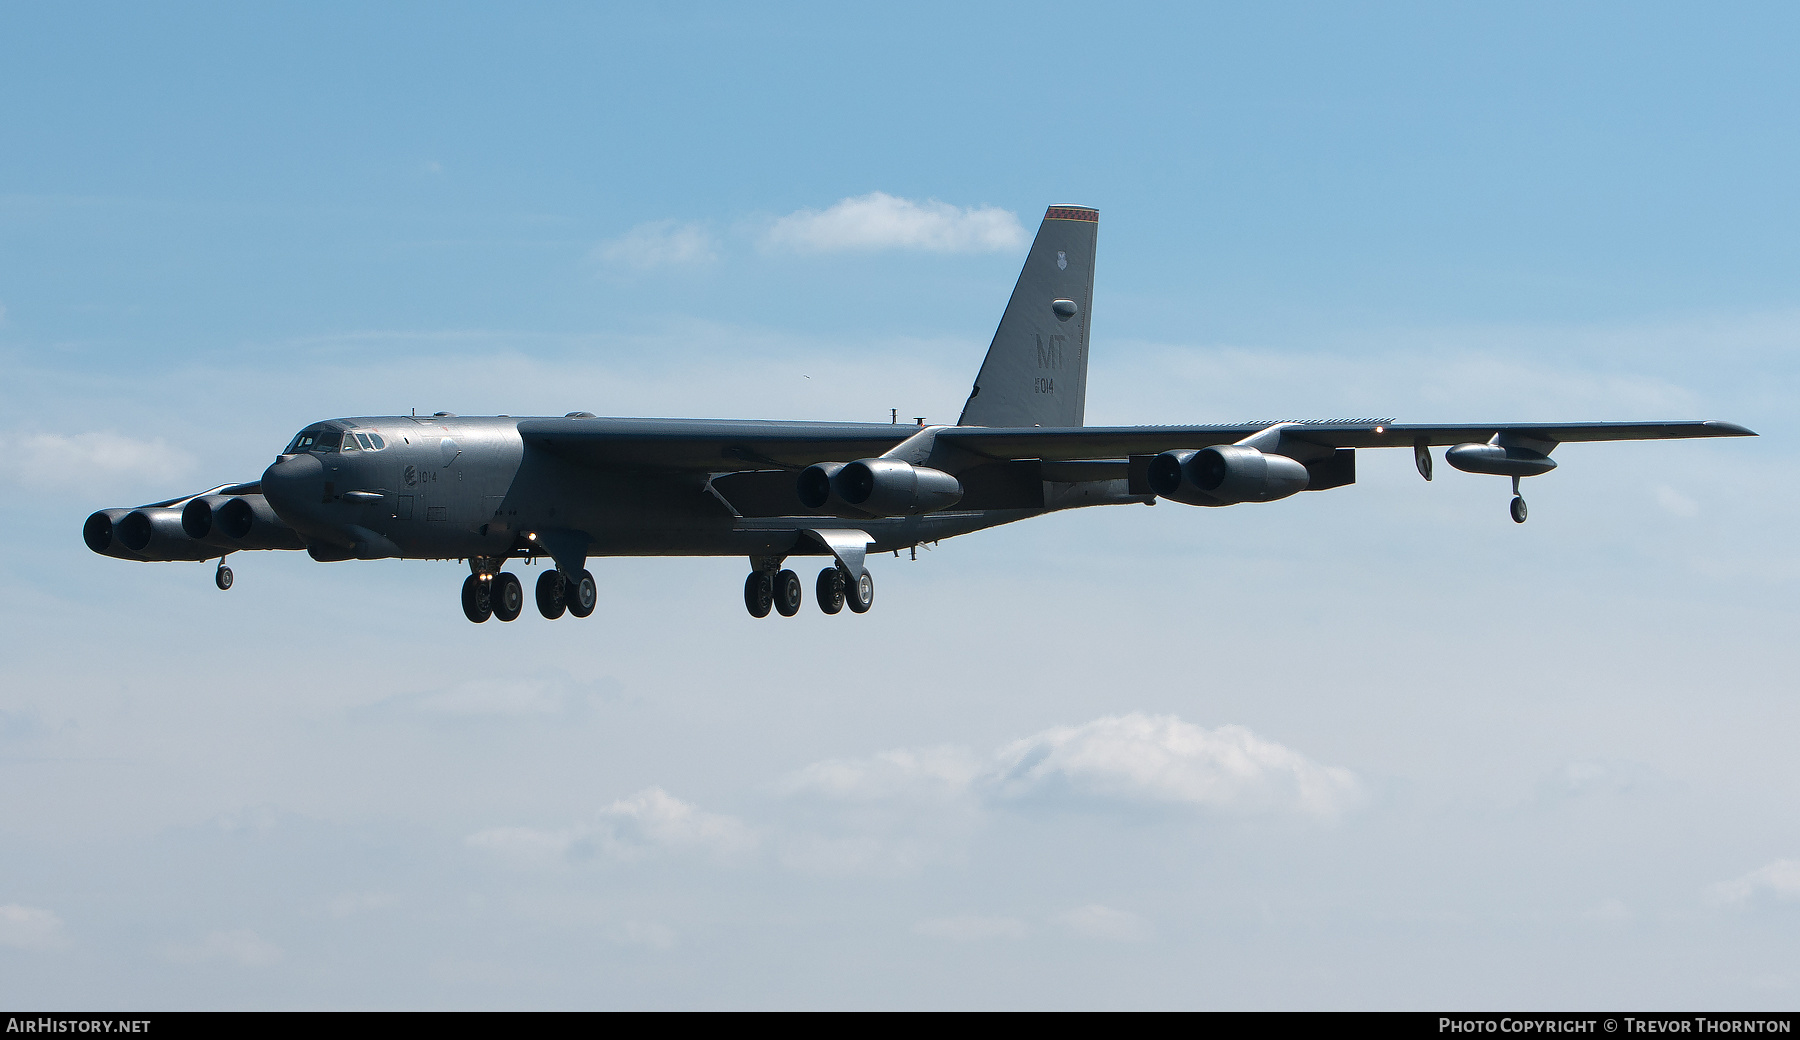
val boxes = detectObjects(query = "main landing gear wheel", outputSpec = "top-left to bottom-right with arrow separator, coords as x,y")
461,574 -> 493,623
744,571 -> 773,618
492,572 -> 524,622
536,569 -> 567,619
1510,496 -> 1529,524
816,567 -> 845,614
846,568 -> 874,614
774,569 -> 803,617
215,564 -> 233,591
567,569 -> 598,618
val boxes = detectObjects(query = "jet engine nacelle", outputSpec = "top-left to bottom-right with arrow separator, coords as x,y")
796,458 -> 963,516
111,506 -> 221,562
182,494 -> 307,551
1445,442 -> 1558,477
84,508 -> 149,561
1147,446 -> 1310,506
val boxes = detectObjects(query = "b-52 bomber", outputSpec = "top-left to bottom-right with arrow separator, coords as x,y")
84,204 -> 1755,623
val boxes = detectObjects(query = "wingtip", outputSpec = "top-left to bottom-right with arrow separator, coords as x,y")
1705,420 -> 1758,436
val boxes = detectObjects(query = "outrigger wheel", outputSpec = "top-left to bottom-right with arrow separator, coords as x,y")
214,563 -> 233,591
1509,476 -> 1528,524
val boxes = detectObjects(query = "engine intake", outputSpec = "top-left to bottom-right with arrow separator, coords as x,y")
84,509 -> 148,561
1147,446 -> 1310,506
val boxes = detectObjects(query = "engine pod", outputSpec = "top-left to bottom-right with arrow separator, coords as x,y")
116,507 -> 220,562
1148,446 -> 1309,506
833,459 -> 963,516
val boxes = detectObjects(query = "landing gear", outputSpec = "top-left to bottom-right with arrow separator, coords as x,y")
749,559 -> 871,617
744,571 -> 773,618
492,572 -> 524,621
816,567 -> 845,614
214,562 -> 233,590
536,569 -> 567,619
461,574 -> 492,623
846,568 -> 874,613
774,569 -> 803,616
1509,475 -> 1528,523
567,569 -> 597,618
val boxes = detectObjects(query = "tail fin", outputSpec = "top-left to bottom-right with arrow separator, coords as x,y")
956,205 -> 1098,428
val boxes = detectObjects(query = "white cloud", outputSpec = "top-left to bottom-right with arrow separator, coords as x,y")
913,915 -> 1028,942
467,787 -> 757,868
787,713 -> 1360,819
783,745 -> 983,802
158,929 -> 282,967
594,220 -> 719,269
1655,484 -> 1701,517
763,192 -> 1025,254
0,430 -> 194,492
1056,904 -> 1153,943
0,904 -> 70,951
990,715 -> 1362,816
1707,860 -> 1800,908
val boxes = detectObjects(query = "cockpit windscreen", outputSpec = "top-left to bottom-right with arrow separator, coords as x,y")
284,427 -> 344,454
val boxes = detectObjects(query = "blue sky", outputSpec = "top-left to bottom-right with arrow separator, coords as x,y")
3,2 -> 1799,1009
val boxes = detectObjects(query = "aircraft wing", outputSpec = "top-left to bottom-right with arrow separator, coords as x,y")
935,419 -> 1757,462
519,416 -> 1754,473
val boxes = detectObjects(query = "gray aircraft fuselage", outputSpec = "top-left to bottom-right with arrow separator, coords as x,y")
262,415 -> 1064,565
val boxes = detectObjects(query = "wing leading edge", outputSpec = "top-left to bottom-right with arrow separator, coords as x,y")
520,416 -> 1755,474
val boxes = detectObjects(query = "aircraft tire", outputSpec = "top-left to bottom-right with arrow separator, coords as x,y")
744,571 -> 773,618
774,569 -> 803,617
815,567 -> 844,614
215,565 -> 233,591
492,572 -> 524,622
536,570 -> 567,619
461,575 -> 493,623
1510,496 -> 1528,524
568,570 -> 597,618
846,568 -> 874,614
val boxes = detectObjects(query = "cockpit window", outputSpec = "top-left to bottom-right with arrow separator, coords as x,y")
283,427 -> 343,454
355,433 -> 374,450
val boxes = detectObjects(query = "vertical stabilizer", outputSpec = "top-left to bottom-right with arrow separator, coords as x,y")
957,205 -> 1098,428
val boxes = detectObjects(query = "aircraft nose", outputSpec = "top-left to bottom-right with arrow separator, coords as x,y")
261,452 -> 324,523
